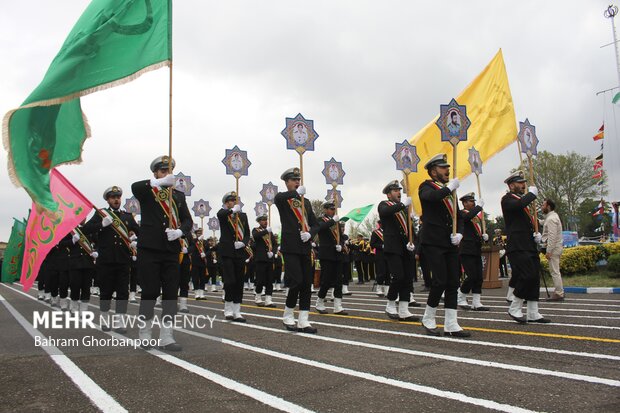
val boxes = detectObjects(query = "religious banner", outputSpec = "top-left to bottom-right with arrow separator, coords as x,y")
254,202 -> 268,217
207,216 -> 220,231
123,196 -> 140,215
260,182 -> 278,205
222,145 -> 252,178
280,113 -> 319,154
322,157 -> 345,185
517,118 -> 539,156
325,189 -> 343,209
192,199 -> 211,218
174,172 -> 195,196
392,140 -> 420,173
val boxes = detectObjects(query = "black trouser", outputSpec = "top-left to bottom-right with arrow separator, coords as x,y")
129,263 -> 138,292
45,268 -> 68,298
460,254 -> 483,294
424,245 -> 460,309
374,252 -> 388,285
69,268 -> 92,302
499,255 -> 508,278
98,263 -> 130,314
191,264 -> 207,291
137,249 -> 179,321
355,260 -> 365,283
507,251 -> 540,301
366,260 -> 375,280
178,254 -> 191,298
255,261 -> 274,295
37,264 -> 47,292
283,253 -> 312,310
244,263 -> 255,284
222,257 -> 245,303
273,262 -> 282,284
206,265 -> 218,285
342,261 -> 351,285
318,259 -> 343,299
385,252 -> 414,302
419,253 -> 432,288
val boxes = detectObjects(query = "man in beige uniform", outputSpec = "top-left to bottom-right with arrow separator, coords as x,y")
541,199 -> 564,301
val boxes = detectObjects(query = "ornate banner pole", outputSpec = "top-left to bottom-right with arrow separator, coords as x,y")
517,119 -> 540,233
322,157 -> 345,244
192,199 -> 211,232
260,182 -> 279,227
436,99 -> 471,235
222,145 -> 252,237
392,140 -> 420,243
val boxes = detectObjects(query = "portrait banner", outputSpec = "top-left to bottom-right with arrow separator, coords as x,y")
281,113 -> 319,154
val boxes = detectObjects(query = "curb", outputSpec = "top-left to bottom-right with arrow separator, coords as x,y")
540,287 -> 620,294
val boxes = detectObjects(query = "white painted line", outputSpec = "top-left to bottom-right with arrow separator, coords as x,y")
0,289 -> 127,413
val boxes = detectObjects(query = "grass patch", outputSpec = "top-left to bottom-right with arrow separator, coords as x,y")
547,271 -> 620,288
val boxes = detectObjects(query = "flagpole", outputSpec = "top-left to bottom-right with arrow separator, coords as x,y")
450,142 -> 458,235
299,152 -> 306,228
167,60 -> 174,228
402,171 -> 413,243
527,154 -> 539,233
332,182 -> 341,244
475,173 -> 487,236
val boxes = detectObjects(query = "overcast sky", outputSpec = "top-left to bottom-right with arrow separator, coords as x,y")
1,0 -> 619,241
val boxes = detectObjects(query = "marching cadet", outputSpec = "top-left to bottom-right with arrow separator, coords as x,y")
131,156 -> 192,351
205,237 -> 219,292
315,201 -> 348,315
378,181 -> 419,322
275,167 -> 320,333
252,215 -> 277,307
456,192 -> 490,311
189,228 -> 208,300
217,191 -> 251,322
370,220 -> 389,297
419,154 -> 470,337
83,186 -> 139,333
501,171 -> 550,324
68,224 -> 97,313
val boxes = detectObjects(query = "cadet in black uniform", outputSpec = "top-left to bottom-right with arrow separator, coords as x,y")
378,180 -> 419,322
456,192 -> 490,311
370,220 -> 388,297
68,225 -> 97,313
131,156 -> 192,351
314,201 -> 347,315
419,154 -> 470,337
217,191 -> 251,322
252,215 -> 276,307
501,171 -> 550,324
275,167 -> 319,333
83,186 -> 139,333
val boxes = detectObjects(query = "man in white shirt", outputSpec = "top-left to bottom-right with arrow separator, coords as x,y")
542,199 -> 564,301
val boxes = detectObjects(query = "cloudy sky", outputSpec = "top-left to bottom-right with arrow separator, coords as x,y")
1,0 -> 619,241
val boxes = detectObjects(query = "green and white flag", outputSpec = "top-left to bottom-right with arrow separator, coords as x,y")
341,204 -> 374,223
1,218 -> 27,283
3,0 -> 171,211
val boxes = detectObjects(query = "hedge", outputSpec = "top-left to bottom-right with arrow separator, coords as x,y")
539,242 -> 620,276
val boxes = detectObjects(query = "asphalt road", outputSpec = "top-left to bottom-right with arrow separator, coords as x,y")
1,281 -> 619,413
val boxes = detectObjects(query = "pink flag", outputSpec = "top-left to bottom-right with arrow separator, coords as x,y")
20,169 -> 93,291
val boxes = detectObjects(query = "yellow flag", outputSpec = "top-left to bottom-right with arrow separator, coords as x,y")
406,49 -> 517,215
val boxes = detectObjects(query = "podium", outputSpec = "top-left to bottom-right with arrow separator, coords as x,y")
481,245 -> 503,289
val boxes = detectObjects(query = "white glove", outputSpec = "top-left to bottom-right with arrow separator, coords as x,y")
528,186 -> 538,197
266,226 -> 272,233
129,234 -> 137,241
232,204 -> 241,213
296,185 -> 306,196
130,241 -> 137,249
277,246 -> 281,251
245,258 -> 250,263
333,215 -> 340,222
182,247 -> 188,254
336,245 -> 342,252
300,232 -> 311,242
213,259 -> 218,264
499,249 -> 506,258
72,233 -> 81,244
410,211 -> 417,220
131,255 -> 137,261
198,234 -> 204,241
165,228 -> 183,241
90,251 -> 99,259
402,196 -> 412,207
478,199 -> 485,208
482,234 -> 489,242
450,233 -> 463,245
447,179 -> 460,192
200,252 -> 206,258
533,232 -> 542,243
150,174 -> 176,188
311,242 -> 317,248
234,241 -> 245,249
267,251 -> 274,258
345,240 -> 350,246
102,216 -> 113,227
406,242 -> 415,252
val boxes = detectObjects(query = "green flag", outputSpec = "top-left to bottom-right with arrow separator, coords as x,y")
1,218 -> 27,283
3,0 -> 172,210
341,204 -> 374,223
613,92 -> 620,104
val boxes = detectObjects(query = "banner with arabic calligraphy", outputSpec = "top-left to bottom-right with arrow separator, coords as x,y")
20,168 -> 93,291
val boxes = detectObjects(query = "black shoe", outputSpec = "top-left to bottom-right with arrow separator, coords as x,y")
422,325 -> 441,336
458,304 -> 471,310
398,315 -> 420,322
159,342 -> 182,352
334,310 -> 349,316
140,343 -> 153,350
297,326 -> 318,334
444,330 -> 471,338
315,309 -> 328,314
386,311 -> 399,320
508,312 -> 527,324
225,315 -> 234,321
113,327 -> 127,334
284,323 -> 297,332
343,292 -> 353,296
471,306 -> 490,311
265,303 -> 277,308
528,317 -> 551,323
408,301 -> 421,307
256,302 -> 265,307
232,317 -> 246,323
101,325 -> 112,332
179,308 -> 189,314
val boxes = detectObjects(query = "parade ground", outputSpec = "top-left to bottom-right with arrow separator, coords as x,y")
1,282 -> 618,413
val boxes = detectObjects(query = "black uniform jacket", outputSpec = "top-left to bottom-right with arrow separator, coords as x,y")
274,190 -> 319,255
217,208 -> 250,259
501,192 -> 537,253
458,206 -> 483,256
83,208 -> 139,264
418,180 -> 463,249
